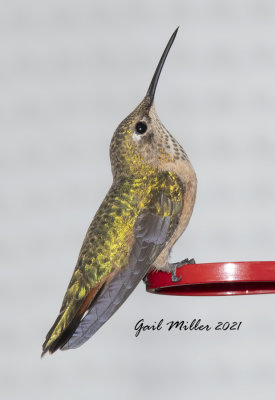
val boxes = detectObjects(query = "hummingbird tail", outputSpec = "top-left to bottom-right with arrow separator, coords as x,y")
60,247 -> 152,350
41,283 -> 104,357
60,210 -> 172,350
41,314 -> 81,357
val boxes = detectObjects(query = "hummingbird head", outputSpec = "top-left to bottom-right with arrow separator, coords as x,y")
110,28 -> 187,180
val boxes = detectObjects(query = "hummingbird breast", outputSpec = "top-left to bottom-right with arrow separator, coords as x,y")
152,155 -> 197,271
109,102 -> 197,273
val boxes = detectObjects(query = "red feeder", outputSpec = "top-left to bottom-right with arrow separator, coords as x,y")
146,261 -> 275,296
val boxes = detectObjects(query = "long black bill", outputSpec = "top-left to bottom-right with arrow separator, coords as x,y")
147,27 -> 179,105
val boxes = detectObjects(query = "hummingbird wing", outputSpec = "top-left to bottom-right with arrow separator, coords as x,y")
42,175 -> 183,355
61,191 -> 182,350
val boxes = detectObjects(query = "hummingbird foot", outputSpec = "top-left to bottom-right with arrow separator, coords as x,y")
169,258 -> 195,282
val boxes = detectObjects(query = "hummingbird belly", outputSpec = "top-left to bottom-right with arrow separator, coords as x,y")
152,158 -> 197,270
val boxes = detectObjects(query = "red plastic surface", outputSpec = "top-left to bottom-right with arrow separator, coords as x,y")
146,261 -> 275,296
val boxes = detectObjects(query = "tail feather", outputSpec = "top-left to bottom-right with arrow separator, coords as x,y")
41,282 -> 104,356
41,313 -> 83,357
61,237 -> 161,350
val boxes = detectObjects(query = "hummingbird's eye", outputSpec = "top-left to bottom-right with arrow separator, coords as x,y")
135,121 -> 147,134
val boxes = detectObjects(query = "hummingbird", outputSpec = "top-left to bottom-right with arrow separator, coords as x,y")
42,27 -> 197,356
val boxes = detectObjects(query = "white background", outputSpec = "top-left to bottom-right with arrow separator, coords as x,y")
1,1 -> 275,399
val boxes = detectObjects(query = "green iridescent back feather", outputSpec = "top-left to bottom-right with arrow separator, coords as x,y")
43,169 -> 184,351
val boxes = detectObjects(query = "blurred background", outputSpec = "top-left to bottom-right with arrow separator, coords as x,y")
1,0 -> 275,399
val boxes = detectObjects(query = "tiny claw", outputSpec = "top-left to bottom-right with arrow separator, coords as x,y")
171,264 -> 182,282
169,258 -> 196,282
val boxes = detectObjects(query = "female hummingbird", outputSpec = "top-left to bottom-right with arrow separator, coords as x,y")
42,28 -> 197,356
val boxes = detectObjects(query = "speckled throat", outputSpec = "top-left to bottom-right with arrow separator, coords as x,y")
110,96 -> 188,182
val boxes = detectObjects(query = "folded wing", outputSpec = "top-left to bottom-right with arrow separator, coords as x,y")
61,192 -> 182,350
